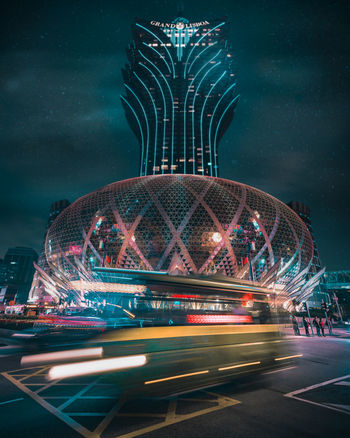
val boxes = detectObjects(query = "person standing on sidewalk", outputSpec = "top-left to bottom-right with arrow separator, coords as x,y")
313,316 -> 321,336
319,318 -> 326,336
302,316 -> 310,336
291,315 -> 300,335
326,317 -> 333,335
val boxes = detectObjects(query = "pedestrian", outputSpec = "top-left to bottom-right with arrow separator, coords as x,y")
313,316 -> 321,336
319,318 -> 325,337
291,315 -> 300,335
325,317 -> 333,335
302,316 -> 310,336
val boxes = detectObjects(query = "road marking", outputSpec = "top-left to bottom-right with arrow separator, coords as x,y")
263,366 -> 297,375
2,365 -> 241,438
286,395 -> 350,415
285,374 -> 350,397
2,370 -> 96,438
326,403 -> 350,412
18,366 -> 48,382
285,374 -> 350,415
114,393 -> 241,438
0,397 -> 24,406
334,381 -> 350,387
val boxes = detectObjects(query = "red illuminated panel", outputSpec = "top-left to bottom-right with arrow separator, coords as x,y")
172,294 -> 202,299
186,314 -> 252,324
241,293 -> 253,306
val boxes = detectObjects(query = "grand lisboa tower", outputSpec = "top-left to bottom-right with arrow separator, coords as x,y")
38,16 -> 322,307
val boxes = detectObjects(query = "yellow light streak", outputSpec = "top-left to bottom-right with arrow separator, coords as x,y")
274,354 -> 303,361
99,324 -> 280,343
218,361 -> 261,371
144,370 -> 209,385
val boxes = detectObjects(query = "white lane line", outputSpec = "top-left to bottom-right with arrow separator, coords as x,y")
334,381 -> 350,387
285,374 -> 350,416
285,374 -> 350,397
287,395 -> 350,415
263,366 -> 297,375
326,403 -> 350,412
1,372 -> 95,438
0,397 -> 24,406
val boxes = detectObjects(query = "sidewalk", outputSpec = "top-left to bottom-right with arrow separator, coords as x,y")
282,325 -> 350,339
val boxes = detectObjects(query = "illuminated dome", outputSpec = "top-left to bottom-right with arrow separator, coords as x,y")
46,175 -> 313,285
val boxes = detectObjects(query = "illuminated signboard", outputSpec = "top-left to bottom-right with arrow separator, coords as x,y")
150,20 -> 209,29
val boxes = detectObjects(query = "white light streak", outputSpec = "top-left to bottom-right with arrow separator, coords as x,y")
48,354 -> 147,380
21,347 -> 103,366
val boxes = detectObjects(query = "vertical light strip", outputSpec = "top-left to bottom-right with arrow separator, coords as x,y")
133,72 -> 157,175
139,51 -> 174,174
142,42 -> 172,74
120,95 -> 145,175
209,82 -> 236,177
124,84 -> 149,176
213,94 -> 240,176
139,62 -> 166,175
183,50 -> 222,174
191,62 -> 221,174
200,70 -> 227,176
184,22 -> 225,78
136,23 -> 175,78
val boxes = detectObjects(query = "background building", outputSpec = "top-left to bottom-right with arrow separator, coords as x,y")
287,201 -> 328,306
324,270 -> 350,320
28,199 -> 70,303
0,247 -> 38,304
122,17 -> 238,176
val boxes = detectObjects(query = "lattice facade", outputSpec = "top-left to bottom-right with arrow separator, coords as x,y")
45,175 -> 313,286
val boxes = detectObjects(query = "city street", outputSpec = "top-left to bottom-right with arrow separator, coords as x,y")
0,334 -> 349,438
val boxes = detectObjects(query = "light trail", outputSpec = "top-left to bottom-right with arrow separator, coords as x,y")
21,347 -> 103,366
145,370 -> 209,385
218,361 -> 261,371
274,354 -> 303,361
48,354 -> 147,380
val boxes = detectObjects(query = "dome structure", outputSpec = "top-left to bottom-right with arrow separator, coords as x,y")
45,175 -> 313,286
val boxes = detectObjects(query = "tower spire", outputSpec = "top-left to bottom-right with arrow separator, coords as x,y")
177,1 -> 184,16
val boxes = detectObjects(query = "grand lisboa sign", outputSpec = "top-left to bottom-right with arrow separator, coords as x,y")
150,20 -> 210,29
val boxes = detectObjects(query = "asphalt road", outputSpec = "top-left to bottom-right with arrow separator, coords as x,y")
0,334 -> 349,438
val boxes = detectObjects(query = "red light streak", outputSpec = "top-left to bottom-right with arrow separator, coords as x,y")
186,314 -> 252,324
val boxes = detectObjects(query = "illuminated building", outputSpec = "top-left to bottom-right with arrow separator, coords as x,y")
122,17 -> 238,176
44,175 -> 314,304
31,16 -> 323,308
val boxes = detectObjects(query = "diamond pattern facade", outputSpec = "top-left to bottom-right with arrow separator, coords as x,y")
45,175 -> 313,286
